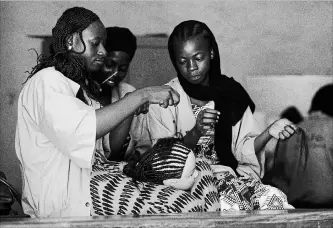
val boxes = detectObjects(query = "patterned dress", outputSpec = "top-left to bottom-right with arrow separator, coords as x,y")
192,103 -> 294,211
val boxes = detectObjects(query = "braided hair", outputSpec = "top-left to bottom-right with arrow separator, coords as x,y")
25,7 -> 100,87
123,137 -> 191,185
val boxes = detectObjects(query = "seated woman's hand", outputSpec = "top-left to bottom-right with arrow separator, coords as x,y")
195,108 -> 220,135
268,118 -> 299,140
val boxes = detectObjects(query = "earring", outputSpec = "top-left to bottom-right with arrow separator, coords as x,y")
211,54 -> 214,59
68,45 -> 72,51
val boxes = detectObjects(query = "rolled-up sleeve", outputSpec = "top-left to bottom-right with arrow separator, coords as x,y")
33,74 -> 96,169
232,107 -> 265,179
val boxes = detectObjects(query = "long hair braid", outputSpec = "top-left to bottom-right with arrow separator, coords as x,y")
123,137 -> 191,185
25,7 -> 100,87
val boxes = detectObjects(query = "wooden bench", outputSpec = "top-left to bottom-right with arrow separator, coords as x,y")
1,209 -> 332,228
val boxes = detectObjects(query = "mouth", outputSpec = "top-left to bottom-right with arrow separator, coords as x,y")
94,58 -> 104,65
190,75 -> 201,80
101,70 -> 119,85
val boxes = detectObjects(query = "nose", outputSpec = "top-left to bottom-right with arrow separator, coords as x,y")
187,59 -> 198,71
104,64 -> 118,75
98,44 -> 107,57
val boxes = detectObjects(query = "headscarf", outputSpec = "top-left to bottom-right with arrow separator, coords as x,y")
168,20 -> 255,172
105,26 -> 137,59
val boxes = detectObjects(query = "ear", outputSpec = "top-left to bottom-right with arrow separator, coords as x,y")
66,34 -> 74,51
210,50 -> 214,59
163,178 -> 178,187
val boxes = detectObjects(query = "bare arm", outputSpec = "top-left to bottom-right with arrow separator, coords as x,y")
254,128 -> 272,155
95,85 -> 180,139
183,127 -> 202,150
108,115 -> 133,160
254,118 -> 298,155
95,90 -> 145,139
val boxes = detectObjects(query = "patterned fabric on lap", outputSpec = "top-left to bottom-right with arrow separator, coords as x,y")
90,152 -> 220,216
214,172 -> 294,211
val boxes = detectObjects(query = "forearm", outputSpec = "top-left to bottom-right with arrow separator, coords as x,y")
108,115 -> 134,160
254,128 -> 272,155
95,90 -> 147,139
183,127 -> 202,150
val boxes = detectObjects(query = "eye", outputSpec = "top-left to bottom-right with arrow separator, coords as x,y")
179,59 -> 186,65
90,40 -> 100,47
196,54 -> 204,61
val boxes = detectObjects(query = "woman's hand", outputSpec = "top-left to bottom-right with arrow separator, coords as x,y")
268,118 -> 299,140
134,103 -> 149,116
139,85 -> 180,108
195,108 -> 220,135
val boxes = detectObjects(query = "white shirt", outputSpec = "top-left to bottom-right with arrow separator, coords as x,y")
146,78 -> 265,180
15,67 -> 96,217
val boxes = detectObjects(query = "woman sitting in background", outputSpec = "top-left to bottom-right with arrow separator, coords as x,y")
264,84 -> 333,208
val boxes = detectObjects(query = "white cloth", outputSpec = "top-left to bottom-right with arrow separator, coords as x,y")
146,78 -> 265,180
15,67 -> 96,217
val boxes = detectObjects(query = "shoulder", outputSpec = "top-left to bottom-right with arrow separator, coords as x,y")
165,77 -> 180,88
118,82 -> 136,93
24,67 -> 79,95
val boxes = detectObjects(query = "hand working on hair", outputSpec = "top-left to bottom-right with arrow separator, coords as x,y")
134,85 -> 180,115
254,118 -> 299,156
267,118 -> 299,140
195,108 -> 220,135
142,85 -> 180,108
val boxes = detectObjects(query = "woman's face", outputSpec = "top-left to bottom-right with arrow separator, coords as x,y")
101,51 -> 131,87
173,35 -> 212,86
72,20 -> 107,73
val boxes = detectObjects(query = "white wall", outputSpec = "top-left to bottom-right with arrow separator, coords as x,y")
0,1 -> 332,215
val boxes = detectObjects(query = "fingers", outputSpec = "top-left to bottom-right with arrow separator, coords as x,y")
171,89 -> 180,106
135,103 -> 149,116
159,100 -> 168,108
158,86 -> 180,108
200,109 -> 220,125
278,125 -> 299,140
168,91 -> 174,107
196,109 -> 221,135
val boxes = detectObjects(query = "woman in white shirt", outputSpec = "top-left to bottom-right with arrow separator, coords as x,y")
15,7 -> 179,218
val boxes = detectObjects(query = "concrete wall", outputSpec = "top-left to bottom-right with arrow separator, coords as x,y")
0,1 -> 332,215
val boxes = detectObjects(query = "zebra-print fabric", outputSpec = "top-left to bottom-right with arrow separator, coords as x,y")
90,150 -> 220,216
